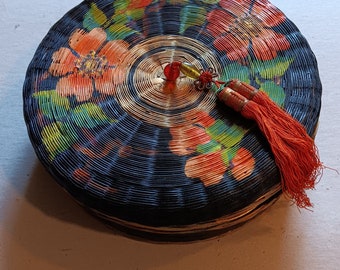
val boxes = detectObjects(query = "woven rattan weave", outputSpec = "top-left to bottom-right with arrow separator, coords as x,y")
23,0 -> 321,241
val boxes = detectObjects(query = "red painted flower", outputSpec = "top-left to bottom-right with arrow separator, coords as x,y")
207,0 -> 290,61
49,28 -> 129,102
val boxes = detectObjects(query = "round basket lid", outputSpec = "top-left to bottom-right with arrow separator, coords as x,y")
23,0 -> 321,241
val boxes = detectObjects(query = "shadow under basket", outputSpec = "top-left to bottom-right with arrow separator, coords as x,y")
23,0 -> 322,241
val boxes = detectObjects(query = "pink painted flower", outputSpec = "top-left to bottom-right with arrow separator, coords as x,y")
49,28 -> 129,102
207,0 -> 290,61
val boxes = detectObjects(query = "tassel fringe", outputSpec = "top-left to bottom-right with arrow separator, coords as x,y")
218,84 -> 323,208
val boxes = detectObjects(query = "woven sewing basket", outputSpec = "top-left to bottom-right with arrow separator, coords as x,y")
23,0 -> 321,241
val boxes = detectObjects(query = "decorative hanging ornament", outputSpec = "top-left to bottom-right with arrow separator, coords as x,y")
23,0 -> 322,241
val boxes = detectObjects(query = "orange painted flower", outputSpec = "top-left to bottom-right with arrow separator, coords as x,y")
230,148 -> 255,181
49,28 -> 129,102
185,151 -> 227,186
207,0 -> 290,61
184,147 -> 255,186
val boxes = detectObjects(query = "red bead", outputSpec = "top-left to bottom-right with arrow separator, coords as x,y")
164,61 -> 181,81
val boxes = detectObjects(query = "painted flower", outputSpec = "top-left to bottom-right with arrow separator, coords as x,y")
169,111 -> 255,185
185,151 -> 228,186
230,148 -> 255,180
185,148 -> 255,186
169,111 -> 216,155
49,28 -> 129,102
207,0 -> 290,61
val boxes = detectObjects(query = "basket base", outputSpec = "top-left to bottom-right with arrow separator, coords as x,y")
90,185 -> 281,242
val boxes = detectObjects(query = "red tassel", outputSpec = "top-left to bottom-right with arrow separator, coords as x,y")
218,86 -> 323,208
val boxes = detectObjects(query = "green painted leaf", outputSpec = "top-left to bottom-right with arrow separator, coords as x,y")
33,90 -> 70,121
106,23 -> 137,40
126,8 -> 145,21
83,3 -> 108,30
221,146 -> 238,165
114,0 -> 130,13
112,1 -> 146,22
251,56 -> 294,80
72,103 -> 116,128
83,0 -> 147,40
179,5 -> 207,34
200,0 -> 220,3
112,13 -> 129,24
41,122 -> 77,160
196,140 -> 221,154
260,81 -> 286,106
206,120 -> 245,148
220,62 -> 250,84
